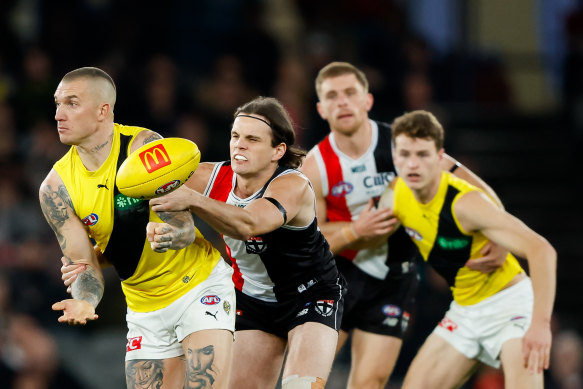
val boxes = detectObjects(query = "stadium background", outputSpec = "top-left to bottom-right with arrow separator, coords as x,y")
0,0 -> 581,388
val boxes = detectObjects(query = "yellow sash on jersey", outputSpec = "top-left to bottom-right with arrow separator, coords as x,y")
393,172 -> 523,305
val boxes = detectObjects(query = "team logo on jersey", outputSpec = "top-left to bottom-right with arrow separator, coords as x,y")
223,300 -> 231,315
382,304 -> 402,317
439,317 -> 458,332
405,227 -> 423,241
82,213 -> 99,226
155,180 -> 181,195
437,236 -> 471,250
351,164 -> 366,173
201,295 -> 220,305
315,300 -> 335,317
126,336 -> 142,351
331,181 -> 353,197
245,236 -> 266,254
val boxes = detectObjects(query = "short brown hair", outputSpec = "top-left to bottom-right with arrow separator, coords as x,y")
315,62 -> 369,99
235,96 -> 306,169
391,110 -> 444,150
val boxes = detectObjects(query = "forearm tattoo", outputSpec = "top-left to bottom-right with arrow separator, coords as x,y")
186,344 -> 218,388
71,268 -> 104,308
126,360 -> 164,389
40,184 -> 74,250
143,133 -> 162,145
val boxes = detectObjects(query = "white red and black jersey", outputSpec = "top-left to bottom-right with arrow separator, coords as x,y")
309,120 -> 418,280
203,162 -> 339,302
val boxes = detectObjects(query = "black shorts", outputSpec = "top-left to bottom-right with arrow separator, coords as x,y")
337,256 -> 419,338
234,277 -> 346,339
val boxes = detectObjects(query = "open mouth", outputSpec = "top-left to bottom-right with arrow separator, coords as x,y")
234,154 -> 247,161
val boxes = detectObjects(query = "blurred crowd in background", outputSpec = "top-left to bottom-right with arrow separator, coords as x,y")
0,0 -> 581,388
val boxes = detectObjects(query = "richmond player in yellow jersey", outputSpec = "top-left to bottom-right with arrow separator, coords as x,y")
39,67 -> 234,388
389,111 -> 556,389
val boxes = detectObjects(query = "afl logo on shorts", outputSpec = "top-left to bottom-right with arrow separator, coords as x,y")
245,236 -> 266,254
201,295 -> 220,305
331,181 -> 353,197
315,300 -> 335,317
82,213 -> 99,226
382,304 -> 402,317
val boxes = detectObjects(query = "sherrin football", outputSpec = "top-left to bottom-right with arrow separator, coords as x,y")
377,184 -> 394,209
116,137 -> 200,199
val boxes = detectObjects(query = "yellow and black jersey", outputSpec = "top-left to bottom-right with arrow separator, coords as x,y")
393,172 -> 523,306
53,123 -> 221,312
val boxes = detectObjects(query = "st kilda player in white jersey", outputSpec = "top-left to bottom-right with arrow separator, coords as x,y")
150,97 -> 346,389
308,119 -> 419,339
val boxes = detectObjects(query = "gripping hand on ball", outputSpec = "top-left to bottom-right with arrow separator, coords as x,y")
147,210 -> 196,252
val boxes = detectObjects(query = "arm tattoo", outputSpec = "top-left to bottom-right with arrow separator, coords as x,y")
126,360 -> 164,389
157,211 -> 193,244
186,344 -> 217,388
40,184 -> 74,250
71,268 -> 104,308
143,133 -> 162,145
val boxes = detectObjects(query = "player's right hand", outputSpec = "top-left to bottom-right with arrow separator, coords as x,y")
61,257 -> 86,294
52,299 -> 98,325
465,241 -> 507,273
353,198 -> 399,241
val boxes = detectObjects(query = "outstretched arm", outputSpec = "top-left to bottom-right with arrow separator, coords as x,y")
456,191 -> 556,374
150,173 -> 313,240
39,170 -> 103,325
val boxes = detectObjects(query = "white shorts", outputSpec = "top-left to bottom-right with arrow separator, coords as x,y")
433,277 -> 533,368
125,259 -> 236,361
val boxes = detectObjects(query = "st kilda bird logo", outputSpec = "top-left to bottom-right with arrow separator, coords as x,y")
245,236 -> 267,254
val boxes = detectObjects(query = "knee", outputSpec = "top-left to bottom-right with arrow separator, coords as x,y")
281,375 -> 326,389
348,371 -> 390,389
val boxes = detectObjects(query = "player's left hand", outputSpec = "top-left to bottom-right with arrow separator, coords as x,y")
52,299 -> 98,325
150,186 -> 193,212
146,222 -> 182,252
60,257 -> 86,294
522,319 -> 552,374
465,241 -> 507,273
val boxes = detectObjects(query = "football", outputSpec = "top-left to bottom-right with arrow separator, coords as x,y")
116,137 -> 200,199
377,184 -> 394,209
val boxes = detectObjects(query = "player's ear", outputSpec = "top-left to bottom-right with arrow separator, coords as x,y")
273,142 -> 286,161
97,103 -> 111,121
365,93 -> 374,112
316,102 -> 326,120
